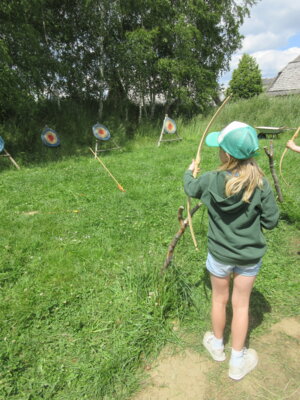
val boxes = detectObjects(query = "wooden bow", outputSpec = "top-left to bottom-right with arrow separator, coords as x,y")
187,96 -> 231,250
279,126 -> 300,186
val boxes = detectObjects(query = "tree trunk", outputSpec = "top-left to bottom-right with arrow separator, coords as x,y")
98,98 -> 103,120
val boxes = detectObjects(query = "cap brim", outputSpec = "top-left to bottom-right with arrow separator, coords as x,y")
205,131 -> 220,147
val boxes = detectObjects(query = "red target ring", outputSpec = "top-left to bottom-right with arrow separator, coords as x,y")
92,123 -> 111,141
41,128 -> 60,147
164,117 -> 177,134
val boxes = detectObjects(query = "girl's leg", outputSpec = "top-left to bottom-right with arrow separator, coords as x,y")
231,274 -> 256,350
210,274 -> 230,339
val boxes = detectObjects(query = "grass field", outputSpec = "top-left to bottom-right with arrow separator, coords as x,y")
0,95 -> 299,399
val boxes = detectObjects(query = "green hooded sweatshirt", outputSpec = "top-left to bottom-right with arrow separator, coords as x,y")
184,170 -> 279,265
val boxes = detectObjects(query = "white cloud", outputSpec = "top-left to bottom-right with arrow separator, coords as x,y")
252,48 -> 300,77
242,33 -> 286,54
241,0 -> 300,37
219,0 -> 300,86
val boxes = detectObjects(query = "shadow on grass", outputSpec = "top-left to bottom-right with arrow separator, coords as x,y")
195,269 -> 272,346
224,289 -> 272,347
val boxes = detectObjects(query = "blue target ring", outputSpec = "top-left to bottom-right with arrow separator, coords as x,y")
41,127 -> 60,147
164,117 -> 177,134
0,137 -> 4,153
92,123 -> 111,141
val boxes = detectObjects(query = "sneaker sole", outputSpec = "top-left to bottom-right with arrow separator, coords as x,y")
228,358 -> 258,380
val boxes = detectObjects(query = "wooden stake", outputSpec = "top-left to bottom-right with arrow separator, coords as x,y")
157,115 -> 167,147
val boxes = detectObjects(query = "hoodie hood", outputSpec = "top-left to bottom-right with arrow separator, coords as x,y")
209,189 -> 248,214
203,171 -> 248,214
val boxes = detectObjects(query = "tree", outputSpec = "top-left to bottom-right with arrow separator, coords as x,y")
228,54 -> 263,99
0,0 -> 259,119
113,0 -> 259,115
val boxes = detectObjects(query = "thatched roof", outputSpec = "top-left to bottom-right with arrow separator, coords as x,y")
262,77 -> 276,91
267,55 -> 300,96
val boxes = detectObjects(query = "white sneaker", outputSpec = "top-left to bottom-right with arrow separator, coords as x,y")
229,348 -> 258,380
203,331 -> 226,361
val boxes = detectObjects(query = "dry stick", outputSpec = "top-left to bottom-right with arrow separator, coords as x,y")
89,147 -> 125,192
162,203 -> 202,272
263,141 -> 283,202
187,95 -> 231,250
279,126 -> 300,186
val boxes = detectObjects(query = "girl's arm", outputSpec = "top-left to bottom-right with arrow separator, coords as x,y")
183,160 -> 205,199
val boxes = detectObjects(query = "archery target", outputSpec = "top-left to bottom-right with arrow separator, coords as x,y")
164,117 -> 177,134
0,136 -> 4,153
92,123 -> 111,141
41,128 -> 60,147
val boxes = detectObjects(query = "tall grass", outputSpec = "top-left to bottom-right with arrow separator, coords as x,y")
0,94 -> 299,399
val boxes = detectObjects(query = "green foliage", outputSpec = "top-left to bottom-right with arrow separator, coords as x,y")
228,54 -> 263,99
0,0 -> 258,120
0,40 -> 36,120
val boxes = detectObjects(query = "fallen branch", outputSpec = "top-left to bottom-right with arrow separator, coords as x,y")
162,203 -> 202,272
263,142 -> 283,203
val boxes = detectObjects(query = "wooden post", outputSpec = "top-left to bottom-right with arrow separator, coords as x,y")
157,114 -> 167,147
263,142 -> 283,202
94,139 -> 120,154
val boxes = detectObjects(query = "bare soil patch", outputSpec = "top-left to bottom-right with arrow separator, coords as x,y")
132,317 -> 300,400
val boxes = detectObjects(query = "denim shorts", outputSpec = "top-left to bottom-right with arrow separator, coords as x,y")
206,253 -> 262,277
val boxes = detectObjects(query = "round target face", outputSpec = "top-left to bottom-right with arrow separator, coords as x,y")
41,128 -> 60,147
92,123 -> 111,141
164,117 -> 177,134
0,136 -> 4,153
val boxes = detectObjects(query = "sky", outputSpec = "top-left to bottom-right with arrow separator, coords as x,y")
219,0 -> 300,86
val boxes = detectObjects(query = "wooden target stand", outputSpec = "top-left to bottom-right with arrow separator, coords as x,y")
157,114 -> 182,147
0,137 -> 20,170
0,149 -> 20,170
94,138 -> 120,155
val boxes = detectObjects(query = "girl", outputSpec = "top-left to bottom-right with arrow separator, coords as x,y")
184,121 -> 279,380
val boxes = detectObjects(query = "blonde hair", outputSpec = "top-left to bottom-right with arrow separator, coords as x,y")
219,155 -> 264,202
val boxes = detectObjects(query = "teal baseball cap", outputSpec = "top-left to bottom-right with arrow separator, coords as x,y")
205,121 -> 259,160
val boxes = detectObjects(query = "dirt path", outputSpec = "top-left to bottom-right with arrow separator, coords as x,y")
132,317 -> 300,400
